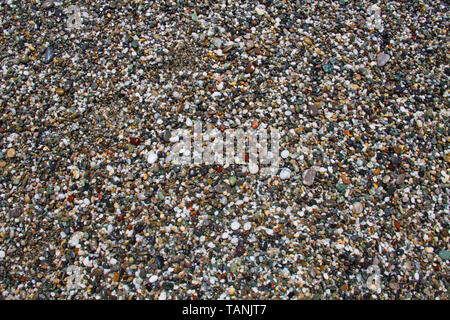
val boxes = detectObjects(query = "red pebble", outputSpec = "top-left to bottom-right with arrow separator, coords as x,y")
68,195 -> 74,202
130,137 -> 141,145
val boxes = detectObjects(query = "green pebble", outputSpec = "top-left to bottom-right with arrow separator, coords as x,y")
438,250 -> 450,260
336,183 -> 347,193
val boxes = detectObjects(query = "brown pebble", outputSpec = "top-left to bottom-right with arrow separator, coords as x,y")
92,268 -> 104,277
7,148 -> 16,158
10,207 -> 22,218
245,63 -> 255,74
341,173 -> 350,184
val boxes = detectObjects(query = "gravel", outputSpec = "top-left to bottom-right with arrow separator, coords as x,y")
0,0 -> 448,300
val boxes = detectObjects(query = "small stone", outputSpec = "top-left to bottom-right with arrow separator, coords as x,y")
304,37 -> 313,46
377,52 -> 390,67
393,145 -> 403,154
24,195 -> 31,203
10,207 -> 22,218
0,161 -> 6,168
130,137 -> 141,145
243,222 -> 251,231
228,287 -> 236,296
6,148 -> 15,158
55,88 -> 65,96
341,173 -> 350,184
73,167 -> 80,179
158,291 -> 167,300
438,250 -> 450,261
281,150 -> 289,159
322,62 -> 333,73
248,162 -> 259,174
245,63 -> 255,74
229,176 -> 237,186
336,183 -> 348,193
389,282 -> 400,290
147,152 -> 158,164
307,105 -> 318,116
396,174 -> 405,185
255,5 -> 266,15
279,168 -> 291,180
43,46 -> 55,64
352,202 -> 363,214
302,168 -> 316,186
149,275 -> 158,283
41,0 -> 54,9
92,268 -> 103,277
211,38 -> 222,48
231,221 -> 240,231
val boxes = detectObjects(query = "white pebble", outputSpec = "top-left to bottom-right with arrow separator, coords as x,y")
243,222 -> 251,231
281,150 -> 289,158
279,168 -> 291,180
249,162 -> 259,174
231,221 -> 240,231
149,275 -> 158,283
147,151 -> 158,164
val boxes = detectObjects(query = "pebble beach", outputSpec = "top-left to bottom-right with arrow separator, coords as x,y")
0,0 -> 448,300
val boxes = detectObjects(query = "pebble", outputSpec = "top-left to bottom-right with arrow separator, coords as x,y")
302,168 -> 316,186
438,250 -> 450,261
6,148 -> 16,158
377,52 -> 390,67
245,63 -> 255,74
43,46 -> 55,64
10,207 -> 22,218
231,221 -> 240,231
249,162 -> 259,174
280,150 -> 290,159
351,202 -> 364,214
147,152 -> 158,164
279,168 -> 291,180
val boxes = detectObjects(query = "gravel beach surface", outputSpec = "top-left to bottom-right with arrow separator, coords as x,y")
0,0 -> 448,300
